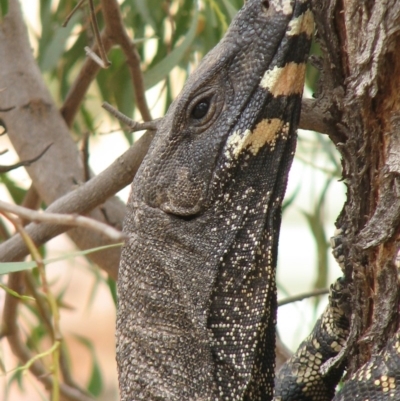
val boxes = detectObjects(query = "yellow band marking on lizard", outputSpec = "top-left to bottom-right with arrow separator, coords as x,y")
225,118 -> 288,159
260,62 -> 306,96
287,9 -> 314,37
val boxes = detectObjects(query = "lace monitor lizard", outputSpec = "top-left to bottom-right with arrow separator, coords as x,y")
116,0 -> 400,400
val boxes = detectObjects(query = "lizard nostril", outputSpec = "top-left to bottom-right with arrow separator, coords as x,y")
262,0 -> 270,10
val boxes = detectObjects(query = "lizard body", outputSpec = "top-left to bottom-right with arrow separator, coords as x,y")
116,1 -> 313,400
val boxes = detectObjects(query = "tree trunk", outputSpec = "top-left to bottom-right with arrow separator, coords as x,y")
313,0 -> 400,376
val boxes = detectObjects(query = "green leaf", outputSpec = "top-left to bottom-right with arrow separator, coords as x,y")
39,12 -> 81,72
0,283 -> 35,301
219,0 -> 239,21
87,355 -> 103,397
73,335 -> 103,397
133,0 -> 157,31
0,0 -> 8,19
0,243 -> 123,275
143,3 -> 199,90
0,174 -> 27,205
0,260 -> 37,275
107,276 -> 117,307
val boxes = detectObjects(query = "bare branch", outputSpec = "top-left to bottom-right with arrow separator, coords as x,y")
0,0 -> 124,277
0,143 -> 52,173
2,272 -> 95,401
81,132 -> 90,182
88,0 -> 110,68
299,98 -> 332,135
61,0 -> 152,126
62,0 -> 86,28
101,0 -> 152,121
84,46 -> 108,68
24,272 -> 84,391
60,30 -> 113,127
1,183 -> 93,401
0,130 -> 154,280
0,96 -> 330,274
102,102 -> 161,131
278,288 -> 329,307
0,200 -> 125,242
0,106 -> 15,112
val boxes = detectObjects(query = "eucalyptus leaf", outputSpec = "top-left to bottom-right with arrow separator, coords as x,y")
143,3 -> 199,90
0,0 -> 8,18
39,12 -> 81,72
72,335 -> 103,397
0,243 -> 123,275
219,0 -> 239,21
133,0 -> 157,31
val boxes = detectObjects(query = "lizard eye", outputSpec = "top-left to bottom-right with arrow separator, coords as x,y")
191,99 -> 210,119
186,91 -> 221,129
262,0 -> 269,9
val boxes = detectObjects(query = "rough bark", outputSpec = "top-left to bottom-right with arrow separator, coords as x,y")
312,0 -> 400,375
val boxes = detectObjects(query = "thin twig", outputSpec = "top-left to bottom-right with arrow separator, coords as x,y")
0,106 -> 15,112
84,46 -> 108,68
18,216 -> 61,401
0,143 -> 52,174
0,98 -> 331,271
102,102 -> 161,131
0,200 -> 124,242
2,255 -> 94,401
24,272 -> 83,391
81,132 -> 91,182
62,0 -> 86,27
101,0 -> 152,121
88,0 -> 110,68
0,130 -> 155,279
60,31 -> 113,127
278,288 -> 329,307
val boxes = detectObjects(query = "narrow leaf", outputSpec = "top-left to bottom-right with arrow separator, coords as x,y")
0,0 -> 8,18
39,12 -> 81,72
87,357 -> 103,397
72,335 -> 103,396
0,283 -> 35,301
0,243 -> 123,275
107,276 -> 118,307
219,0 -> 238,21
143,3 -> 199,89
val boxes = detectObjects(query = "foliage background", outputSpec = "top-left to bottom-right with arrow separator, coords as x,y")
0,0 -> 344,399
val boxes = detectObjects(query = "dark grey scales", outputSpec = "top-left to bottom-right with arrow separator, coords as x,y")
116,0 -> 400,400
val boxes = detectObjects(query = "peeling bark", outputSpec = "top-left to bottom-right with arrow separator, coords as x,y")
312,0 -> 400,375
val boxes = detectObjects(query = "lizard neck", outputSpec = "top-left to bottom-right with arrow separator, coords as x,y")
117,127 -> 296,400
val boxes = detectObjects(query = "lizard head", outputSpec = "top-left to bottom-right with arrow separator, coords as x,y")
133,0 -> 313,217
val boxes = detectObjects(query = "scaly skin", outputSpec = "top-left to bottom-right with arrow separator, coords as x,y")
116,1 -> 313,400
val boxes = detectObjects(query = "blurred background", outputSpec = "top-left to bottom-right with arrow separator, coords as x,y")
0,1 -> 345,399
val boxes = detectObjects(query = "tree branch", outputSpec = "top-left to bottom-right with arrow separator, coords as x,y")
0,95 -> 328,277
0,0 -> 125,278
102,102 -> 161,131
3,273 -> 95,401
0,200 -> 124,241
299,98 -> 333,135
101,0 -> 152,121
278,288 -> 329,307
0,131 -> 154,280
0,143 -> 52,173
60,30 -> 113,127
88,0 -> 110,68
